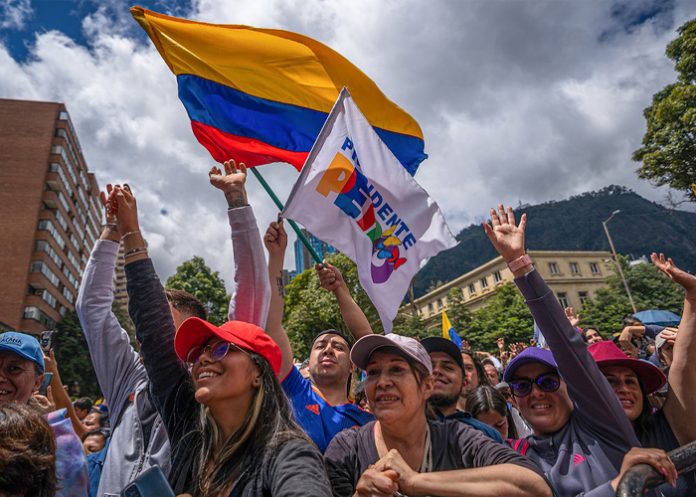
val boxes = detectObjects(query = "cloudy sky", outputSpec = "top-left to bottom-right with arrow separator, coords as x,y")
2,0 -> 694,289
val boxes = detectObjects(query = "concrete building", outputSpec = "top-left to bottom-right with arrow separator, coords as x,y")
411,251 -> 613,329
0,99 -> 102,333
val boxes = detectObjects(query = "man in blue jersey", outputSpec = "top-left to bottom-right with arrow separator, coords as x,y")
264,221 -> 373,453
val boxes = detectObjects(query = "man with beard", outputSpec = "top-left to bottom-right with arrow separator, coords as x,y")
421,337 -> 502,441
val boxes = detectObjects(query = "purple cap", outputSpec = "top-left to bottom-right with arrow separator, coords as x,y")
503,347 -> 557,382
351,334 -> 433,373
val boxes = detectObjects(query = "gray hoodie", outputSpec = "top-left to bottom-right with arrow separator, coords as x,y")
75,206 -> 269,496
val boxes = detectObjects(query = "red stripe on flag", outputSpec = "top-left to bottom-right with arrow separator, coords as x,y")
191,120 -> 308,170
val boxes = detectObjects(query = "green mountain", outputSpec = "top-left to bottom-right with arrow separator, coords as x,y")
414,185 -> 696,297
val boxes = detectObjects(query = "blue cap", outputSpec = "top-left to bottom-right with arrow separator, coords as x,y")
0,332 -> 45,373
503,347 -> 557,382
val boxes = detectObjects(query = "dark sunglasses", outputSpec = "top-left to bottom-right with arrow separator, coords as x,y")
509,372 -> 561,398
186,341 -> 241,366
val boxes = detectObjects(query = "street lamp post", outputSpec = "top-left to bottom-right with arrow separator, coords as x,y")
602,210 -> 637,314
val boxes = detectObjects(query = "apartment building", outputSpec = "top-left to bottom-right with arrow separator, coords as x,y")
0,99 -> 102,333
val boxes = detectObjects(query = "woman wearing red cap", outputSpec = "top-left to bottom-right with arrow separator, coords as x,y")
589,253 -> 696,496
111,184 -> 331,497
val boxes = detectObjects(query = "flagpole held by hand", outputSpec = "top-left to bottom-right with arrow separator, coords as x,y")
249,167 -> 323,265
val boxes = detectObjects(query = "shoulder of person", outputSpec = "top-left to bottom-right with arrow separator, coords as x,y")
325,421 -> 375,457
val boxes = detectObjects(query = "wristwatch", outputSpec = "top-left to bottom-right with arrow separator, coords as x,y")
507,254 -> 532,272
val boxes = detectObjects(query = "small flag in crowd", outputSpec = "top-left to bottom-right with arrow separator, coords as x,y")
282,89 -> 457,331
130,7 -> 426,175
442,310 -> 463,348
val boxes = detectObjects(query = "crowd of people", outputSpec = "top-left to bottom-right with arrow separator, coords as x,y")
1,160 -> 694,497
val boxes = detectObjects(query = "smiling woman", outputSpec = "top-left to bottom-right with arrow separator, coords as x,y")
324,333 -> 551,497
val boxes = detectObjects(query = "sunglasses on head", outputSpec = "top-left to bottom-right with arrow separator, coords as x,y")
186,341 -> 242,366
509,372 -> 561,398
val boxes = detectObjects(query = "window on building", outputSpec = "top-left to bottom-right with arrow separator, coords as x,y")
58,111 -> 69,121
578,291 -> 589,306
437,299 -> 443,310
548,262 -> 560,274
480,277 -> 489,289
570,262 -> 580,274
23,306 -> 56,329
557,292 -> 570,308
42,290 -> 58,309
427,303 -> 434,315
590,262 -> 601,274
31,261 -> 60,287
468,283 -> 476,295
493,270 -> 502,283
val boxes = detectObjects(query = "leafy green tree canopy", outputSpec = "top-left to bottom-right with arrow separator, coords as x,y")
166,256 -> 230,326
581,256 -> 684,336
633,18 -> 696,199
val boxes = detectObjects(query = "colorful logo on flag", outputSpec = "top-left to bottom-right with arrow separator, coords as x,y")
316,137 -> 415,284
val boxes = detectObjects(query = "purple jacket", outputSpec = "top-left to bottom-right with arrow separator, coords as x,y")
512,269 -> 639,497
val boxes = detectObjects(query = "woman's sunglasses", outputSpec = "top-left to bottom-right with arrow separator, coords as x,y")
186,341 -> 241,366
509,372 -> 561,398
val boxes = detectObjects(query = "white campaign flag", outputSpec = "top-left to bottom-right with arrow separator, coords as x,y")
282,88 -> 457,331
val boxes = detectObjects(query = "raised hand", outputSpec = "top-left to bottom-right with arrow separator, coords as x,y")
316,261 -> 346,293
564,307 -> 581,328
208,159 -> 248,208
113,184 -> 140,235
98,184 -> 120,241
651,253 -> 696,297
264,220 -> 287,258
482,204 -> 527,263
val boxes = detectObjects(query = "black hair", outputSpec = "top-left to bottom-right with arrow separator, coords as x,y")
465,385 -> 518,439
73,397 -> 93,411
165,288 -> 207,320
87,408 -> 109,428
81,429 -> 107,443
460,349 -> 491,388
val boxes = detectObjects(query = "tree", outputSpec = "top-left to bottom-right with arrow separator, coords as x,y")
633,18 -> 696,200
54,311 -> 100,399
582,256 -> 684,335
464,283 -> 535,352
283,253 -> 381,359
446,288 -> 473,334
165,256 -> 231,325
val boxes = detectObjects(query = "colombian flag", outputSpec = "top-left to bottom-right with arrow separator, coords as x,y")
131,7 -> 427,175
442,310 -> 463,348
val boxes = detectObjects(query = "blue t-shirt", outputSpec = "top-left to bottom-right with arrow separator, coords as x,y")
439,409 -> 503,443
282,366 -> 374,453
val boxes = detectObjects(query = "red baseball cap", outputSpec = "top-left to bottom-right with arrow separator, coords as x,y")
174,318 -> 282,376
588,340 -> 666,394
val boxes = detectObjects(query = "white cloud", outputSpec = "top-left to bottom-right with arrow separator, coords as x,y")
1,0 -> 33,30
0,0 -> 694,290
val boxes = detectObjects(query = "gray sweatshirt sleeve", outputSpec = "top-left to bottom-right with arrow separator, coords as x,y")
226,206 -> 270,328
514,269 -> 639,447
75,240 -> 147,426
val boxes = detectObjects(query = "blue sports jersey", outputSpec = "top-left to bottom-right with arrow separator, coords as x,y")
283,366 -> 374,453
438,409 -> 504,443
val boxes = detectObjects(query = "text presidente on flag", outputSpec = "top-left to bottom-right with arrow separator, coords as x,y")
316,137 -> 416,284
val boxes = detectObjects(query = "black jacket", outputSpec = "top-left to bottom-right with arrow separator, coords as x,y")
126,258 -> 331,497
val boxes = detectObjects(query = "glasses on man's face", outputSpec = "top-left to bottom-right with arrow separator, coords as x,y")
186,341 -> 239,366
509,372 -> 561,398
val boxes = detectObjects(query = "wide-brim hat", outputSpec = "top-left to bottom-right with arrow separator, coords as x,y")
174,318 -> 282,376
588,340 -> 666,394
420,337 -> 464,372
503,347 -> 558,382
351,334 -> 432,373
